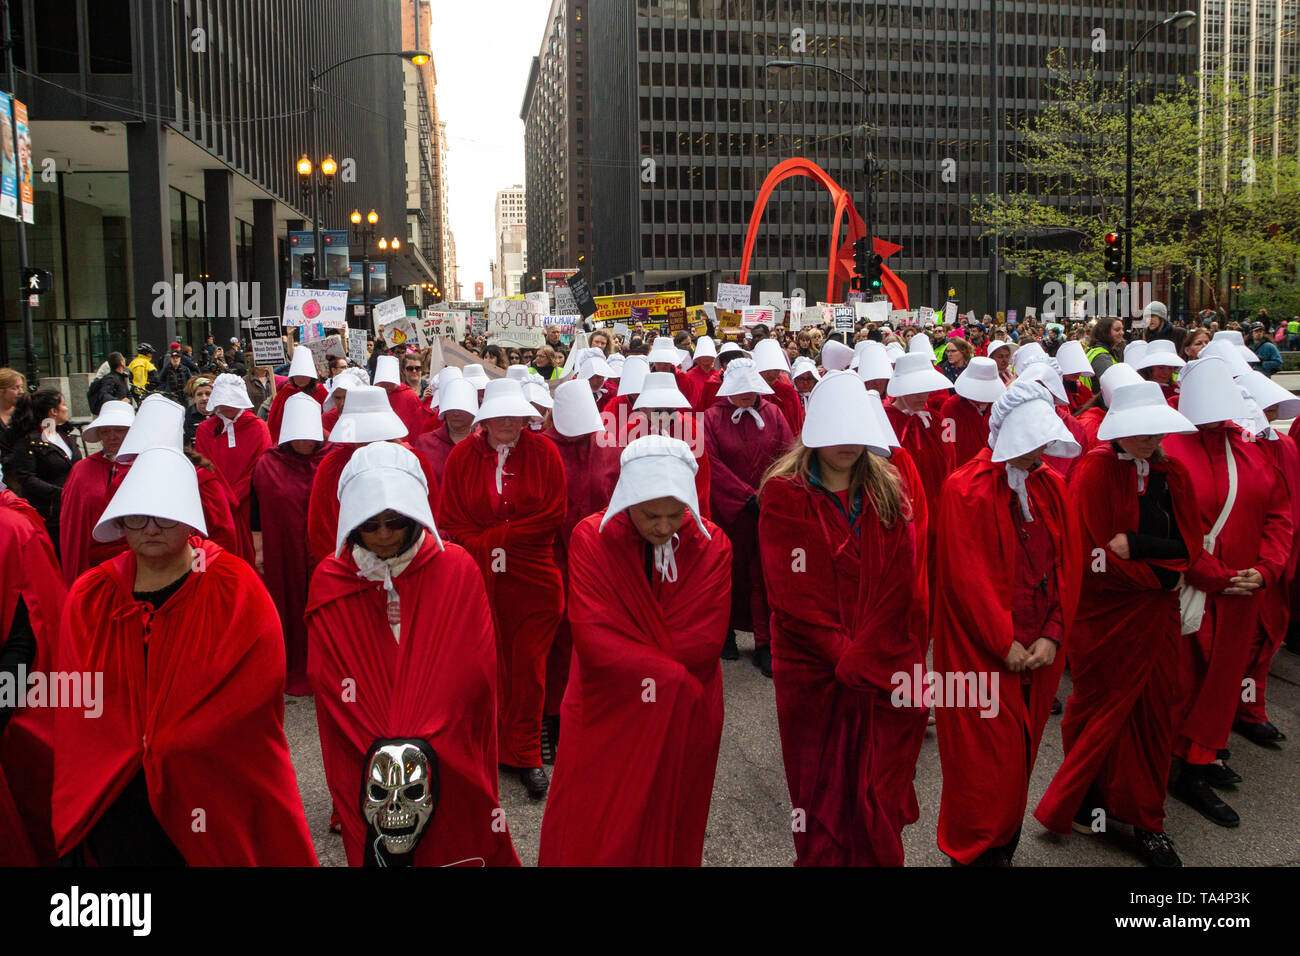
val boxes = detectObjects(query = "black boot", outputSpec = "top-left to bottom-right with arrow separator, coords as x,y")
1051,697 -> 1063,715
721,630 -> 739,661
1203,761 -> 1242,788
752,644 -> 773,678
1134,829 -> 1183,867
518,766 -> 549,799
1233,718 -> 1287,746
1170,763 -> 1240,828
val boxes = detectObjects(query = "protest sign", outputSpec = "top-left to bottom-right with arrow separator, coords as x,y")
566,273 -> 598,318
486,297 -> 545,348
666,307 -> 688,333
283,288 -> 348,329
1024,306 -> 1038,320
629,306 -> 651,325
888,309 -> 914,328
944,301 -> 958,326
918,306 -> 936,327
612,322 -> 630,341
741,305 -> 775,328
856,300 -> 890,325
717,310 -> 742,329
379,314 -> 416,349
248,316 -> 285,366
1006,309 -> 1018,325
833,305 -> 855,333
591,292 -> 684,323
306,336 -> 345,366
715,283 -> 751,312
347,328 -> 368,367
371,296 -> 407,333
758,291 -> 786,326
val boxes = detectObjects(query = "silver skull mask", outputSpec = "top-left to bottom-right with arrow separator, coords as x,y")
361,740 -> 438,857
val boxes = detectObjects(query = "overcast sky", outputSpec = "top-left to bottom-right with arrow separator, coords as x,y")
429,1 -> 550,299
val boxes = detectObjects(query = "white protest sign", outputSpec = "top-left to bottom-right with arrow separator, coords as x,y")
966,311 -> 977,323
715,283 -> 752,312
833,305 -> 855,333
248,316 -> 285,366
944,301 -> 958,325
758,291 -> 785,326
888,310 -> 911,328
1024,306 -> 1038,320
741,305 -> 775,327
856,300 -> 890,325
372,296 -> 407,334
486,297 -> 545,348
282,288 -> 349,329
306,336 -> 345,364
554,285 -> 578,315
418,310 -> 464,347
346,328 -> 368,367
918,306 -> 936,327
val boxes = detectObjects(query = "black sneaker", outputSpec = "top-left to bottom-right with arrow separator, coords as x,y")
1051,697 -> 1063,715
721,630 -> 739,661
1203,761 -> 1242,788
1072,803 -> 1097,835
518,766 -> 549,799
752,644 -> 773,678
1170,767 -> 1240,828
1134,829 -> 1183,867
1233,719 -> 1287,746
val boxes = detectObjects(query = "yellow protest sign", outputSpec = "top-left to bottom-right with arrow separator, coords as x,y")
593,291 -> 686,322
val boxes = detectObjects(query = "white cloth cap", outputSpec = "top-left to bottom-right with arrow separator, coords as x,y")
888,351 -> 952,397
577,347 -> 615,381
1097,381 -> 1196,441
93,446 -> 207,542
955,357 -> 1006,404
82,399 -> 135,444
208,372 -> 253,411
437,378 -> 479,419
506,364 -> 531,382
1238,368 -> 1300,419
461,364 -> 490,390
647,337 -> 683,367
1122,340 -> 1149,368
473,378 -> 538,424
988,379 -> 1081,463
986,339 -> 1011,358
1208,329 -> 1260,366
820,339 -> 855,371
1136,338 -> 1186,370
599,435 -> 707,538
1012,341 -> 1048,372
288,345 -> 318,380
1053,340 -> 1093,377
908,334 -> 938,361
1199,339 -> 1253,378
802,371 -> 893,455
884,341 -> 906,364
718,342 -> 746,360
1177,356 -> 1250,426
1098,362 -> 1144,406
553,379 -> 606,437
329,385 -> 407,444
716,358 -> 774,397
617,355 -> 651,396
372,354 -> 401,387
335,441 -> 440,557
607,353 -> 626,375
526,381 -> 554,410
694,336 -> 717,359
865,389 -> 901,450
635,371 -> 692,410
853,341 -> 892,383
791,356 -> 821,382
116,394 -> 185,461
430,365 -> 463,409
752,338 -> 791,374
1016,361 -> 1068,405
324,367 -> 370,413
279,392 -> 324,444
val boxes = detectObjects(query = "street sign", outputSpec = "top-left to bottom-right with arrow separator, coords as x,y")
22,268 -> 53,294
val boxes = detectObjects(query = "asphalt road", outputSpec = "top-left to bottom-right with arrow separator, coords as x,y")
285,630 -> 1300,867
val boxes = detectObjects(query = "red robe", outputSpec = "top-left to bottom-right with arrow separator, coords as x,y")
306,535 -> 520,866
541,427 -> 621,717
412,423 -> 469,488
265,380 -> 326,444
1076,406 -> 1105,453
685,363 -> 721,412
612,409 -> 711,520
1044,406 -> 1087,478
759,472 -> 928,865
385,383 -> 432,440
538,510 -> 731,866
939,394 -> 990,469
53,539 -> 317,865
439,430 -> 566,767
1066,381 -> 1094,413
1238,431 -> 1300,724
307,441 -> 441,565
321,406 -> 340,436
195,409 -> 272,537
1035,447 -> 1202,834
253,443 -> 329,696
703,396 -> 794,647
932,450 -> 1081,864
884,401 -> 955,522
0,491 -> 65,865
58,452 -> 131,585
103,460 -> 251,564
1164,425 -> 1293,761
768,374 -> 806,435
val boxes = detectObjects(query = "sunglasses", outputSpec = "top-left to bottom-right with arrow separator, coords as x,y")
118,514 -> 181,531
404,365 -> 422,373
357,514 -> 416,534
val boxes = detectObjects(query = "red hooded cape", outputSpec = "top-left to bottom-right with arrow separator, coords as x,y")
266,380 -> 327,444
103,460 -> 252,564
58,452 -> 131,585
767,375 -> 806,435
884,401 -> 954,521
538,509 -> 731,866
938,393 -> 991,469
385,384 -> 434,440
759,470 -> 928,865
307,441 -> 441,565
306,535 -> 520,867
253,442 -> 329,696
1075,406 -> 1105,453
53,539 -> 317,865
195,409 -> 273,527
931,450 -> 1081,864
612,409 -> 711,520
1035,446 -> 1202,834
412,422 -> 469,488
1164,425 -> 1293,757
0,491 -> 65,865
438,429 -> 566,767
685,363 -> 721,412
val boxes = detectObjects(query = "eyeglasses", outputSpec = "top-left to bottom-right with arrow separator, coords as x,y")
118,514 -> 181,531
357,514 -> 416,534
404,365 -> 422,373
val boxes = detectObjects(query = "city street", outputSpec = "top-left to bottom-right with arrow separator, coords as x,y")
287,631 -> 1300,867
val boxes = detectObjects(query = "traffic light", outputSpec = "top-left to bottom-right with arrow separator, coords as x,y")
301,253 -> 316,286
852,237 -> 868,292
1103,230 -> 1124,283
867,253 -> 884,292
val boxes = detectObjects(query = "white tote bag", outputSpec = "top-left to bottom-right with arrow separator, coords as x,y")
1179,434 -> 1237,635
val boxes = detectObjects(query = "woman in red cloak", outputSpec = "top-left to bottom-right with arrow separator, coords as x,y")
1055,341 -> 1097,412
194,373 -> 272,544
439,378 -> 566,799
1034,381 -> 1202,867
618,371 -> 711,519
266,345 -> 327,443
252,393 -> 330,696
753,338 -> 806,435
412,376 -> 479,486
759,371 -> 928,866
373,354 -> 431,439
1162,356 -> 1293,828
306,441 -> 519,866
703,358 -> 794,675
1074,363 -> 1144,453
685,338 -> 721,412
933,380 -> 1082,866
53,446 -> 316,865
939,357 -> 1005,469
58,399 -> 135,585
538,435 -> 731,866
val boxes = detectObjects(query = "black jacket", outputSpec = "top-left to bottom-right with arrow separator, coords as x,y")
1,429 -> 82,538
98,369 -> 134,406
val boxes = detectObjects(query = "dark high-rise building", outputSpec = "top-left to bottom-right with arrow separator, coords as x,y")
1,0 -> 426,377
522,0 -> 593,289
586,1 -> 1197,312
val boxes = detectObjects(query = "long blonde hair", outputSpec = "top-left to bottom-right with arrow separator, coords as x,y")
761,438 -> 909,528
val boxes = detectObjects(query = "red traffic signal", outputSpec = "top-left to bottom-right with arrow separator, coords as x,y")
1104,232 -> 1119,246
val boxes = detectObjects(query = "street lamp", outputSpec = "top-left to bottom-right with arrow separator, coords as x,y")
1124,10 -> 1197,288
350,209 -> 378,328
765,60 -> 876,291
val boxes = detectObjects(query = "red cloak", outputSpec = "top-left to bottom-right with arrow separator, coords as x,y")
1035,446 -> 1202,834
321,406 -> 340,437
703,396 -> 794,646
938,394 -> 990,469
538,509 -> 731,866
438,429 -> 566,767
307,441 -> 441,565
58,452 -> 131,585
1043,405 -> 1087,477
1164,425 -> 1293,759
1066,382 -> 1094,413
1075,406 -> 1105,453
53,539 -> 317,865
612,409 -> 711,520
266,381 -> 326,443
195,409 -> 273,533
759,471 -> 928,865
412,422 -> 469,488
0,491 -> 65,865
384,384 -> 433,440
306,535 -> 520,866
932,450 -> 1081,864
685,363 -> 721,412
884,402 -> 954,521
253,443 -> 329,696
768,375 -> 806,435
